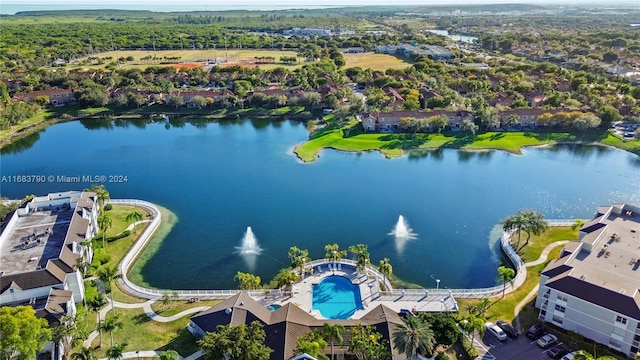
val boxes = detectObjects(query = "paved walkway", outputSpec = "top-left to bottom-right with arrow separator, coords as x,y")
83,280 -> 208,359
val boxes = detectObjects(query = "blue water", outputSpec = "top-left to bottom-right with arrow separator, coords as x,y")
1,120 -> 639,290
312,276 -> 363,319
267,304 -> 282,312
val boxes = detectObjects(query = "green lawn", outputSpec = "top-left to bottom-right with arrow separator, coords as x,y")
457,226 -> 578,329
90,308 -> 198,358
150,299 -> 221,317
295,128 -> 640,162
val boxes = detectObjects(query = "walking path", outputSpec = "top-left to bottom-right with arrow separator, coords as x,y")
83,279 -> 208,359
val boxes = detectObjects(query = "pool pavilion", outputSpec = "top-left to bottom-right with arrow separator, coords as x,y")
188,259 -> 458,360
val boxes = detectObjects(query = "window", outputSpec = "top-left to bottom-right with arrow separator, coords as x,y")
616,316 -> 628,325
557,294 -> 568,302
609,339 -> 622,348
552,315 -> 563,324
555,304 -> 566,313
612,327 -> 626,337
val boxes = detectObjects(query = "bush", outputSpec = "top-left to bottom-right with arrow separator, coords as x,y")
103,204 -> 113,211
460,336 -> 479,358
435,352 -> 448,360
106,230 -> 131,243
93,248 -> 111,265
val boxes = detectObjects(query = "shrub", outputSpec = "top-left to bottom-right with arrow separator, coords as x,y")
93,248 -> 111,265
106,230 -> 131,243
460,336 -> 479,358
103,204 -> 113,211
435,352 -> 448,360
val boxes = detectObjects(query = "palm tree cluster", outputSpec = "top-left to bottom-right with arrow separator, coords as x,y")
501,209 -> 549,253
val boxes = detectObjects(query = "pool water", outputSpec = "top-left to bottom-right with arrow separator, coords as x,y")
312,276 -> 363,319
266,304 -> 281,312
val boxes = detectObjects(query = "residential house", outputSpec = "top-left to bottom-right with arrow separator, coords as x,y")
12,89 -> 76,106
488,93 -> 515,108
188,292 -> 405,360
535,204 -> 640,359
497,108 -> 558,128
361,110 -> 474,132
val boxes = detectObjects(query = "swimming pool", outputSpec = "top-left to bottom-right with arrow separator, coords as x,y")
312,276 -> 363,319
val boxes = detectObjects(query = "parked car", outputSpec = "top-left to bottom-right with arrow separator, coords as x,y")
485,322 -> 508,341
537,333 -> 559,348
561,351 -> 576,360
496,320 -> 518,338
548,343 -> 571,359
526,322 -> 545,339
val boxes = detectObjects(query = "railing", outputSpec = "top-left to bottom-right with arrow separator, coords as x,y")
112,203 -> 577,302
111,199 -> 290,300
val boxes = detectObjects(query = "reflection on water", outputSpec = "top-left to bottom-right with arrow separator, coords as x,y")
1,120 -> 639,289
1,132 -> 41,155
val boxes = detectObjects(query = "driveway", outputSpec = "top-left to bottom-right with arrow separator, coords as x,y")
476,332 -> 564,360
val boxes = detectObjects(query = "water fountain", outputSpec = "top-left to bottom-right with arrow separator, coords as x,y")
236,226 -> 262,270
238,226 -> 261,255
389,215 -> 417,254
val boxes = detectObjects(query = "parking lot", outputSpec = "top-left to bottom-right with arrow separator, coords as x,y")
474,331 -> 570,360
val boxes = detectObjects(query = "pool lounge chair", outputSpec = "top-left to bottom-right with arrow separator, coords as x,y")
337,263 -> 342,271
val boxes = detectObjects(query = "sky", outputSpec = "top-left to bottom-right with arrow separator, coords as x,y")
4,0 -> 639,7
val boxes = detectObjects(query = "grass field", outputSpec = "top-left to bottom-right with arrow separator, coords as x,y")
343,53 -> 413,71
456,227 -> 578,326
71,49 -> 300,68
294,127 -> 640,163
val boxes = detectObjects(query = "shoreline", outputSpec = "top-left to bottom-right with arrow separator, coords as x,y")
114,198 -> 575,299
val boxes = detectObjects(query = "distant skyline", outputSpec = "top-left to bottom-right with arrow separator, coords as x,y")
4,0 -> 639,7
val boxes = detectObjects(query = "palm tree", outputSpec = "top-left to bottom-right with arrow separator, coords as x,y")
378,258 -> 392,290
99,315 -> 122,348
87,293 -> 108,347
348,244 -> 370,273
273,268 -> 299,291
288,246 -> 310,277
501,209 -> 548,252
324,243 -> 347,262
52,314 -> 83,360
75,257 -> 91,279
392,316 -> 436,358
234,271 -> 261,290
322,323 -> 345,360
497,266 -> 516,298
125,210 -> 143,234
106,342 -> 127,360
97,213 -> 113,251
462,314 -> 485,341
571,219 -> 585,232
98,266 -> 121,317
86,185 -> 110,210
71,346 -> 97,360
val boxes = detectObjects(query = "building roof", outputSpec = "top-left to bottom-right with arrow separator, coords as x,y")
540,203 -> 640,321
191,292 -> 405,360
0,191 -> 95,295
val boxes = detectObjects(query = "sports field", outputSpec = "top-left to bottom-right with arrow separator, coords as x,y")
343,53 -> 412,71
74,49 -> 300,68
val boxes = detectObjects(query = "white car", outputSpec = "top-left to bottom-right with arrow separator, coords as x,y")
485,322 -> 508,341
561,352 -> 576,360
537,333 -> 558,348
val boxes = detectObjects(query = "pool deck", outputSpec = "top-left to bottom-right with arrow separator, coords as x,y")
273,262 -> 458,320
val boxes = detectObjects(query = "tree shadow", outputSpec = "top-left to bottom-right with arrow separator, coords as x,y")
158,328 -> 200,357
379,134 -> 428,150
489,132 -> 506,141
132,313 -> 151,325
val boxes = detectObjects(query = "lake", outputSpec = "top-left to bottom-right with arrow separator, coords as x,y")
1,119 -> 639,290
426,29 -> 478,44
